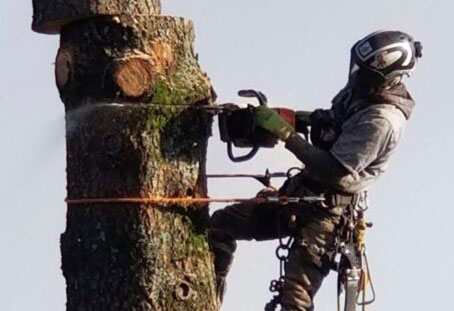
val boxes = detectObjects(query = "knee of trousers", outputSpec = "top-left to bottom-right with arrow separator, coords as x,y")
297,243 -> 332,277
210,209 -> 227,230
209,211 -> 238,255
281,247 -> 327,311
209,220 -> 237,276
209,237 -> 237,276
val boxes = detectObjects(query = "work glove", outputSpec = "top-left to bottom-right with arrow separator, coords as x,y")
255,106 -> 295,141
309,108 -> 334,126
309,108 -> 336,150
255,187 -> 278,198
295,110 -> 312,139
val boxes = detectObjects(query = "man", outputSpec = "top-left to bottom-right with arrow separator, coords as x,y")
210,30 -> 422,311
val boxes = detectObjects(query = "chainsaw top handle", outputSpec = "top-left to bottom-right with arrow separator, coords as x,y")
238,89 -> 268,106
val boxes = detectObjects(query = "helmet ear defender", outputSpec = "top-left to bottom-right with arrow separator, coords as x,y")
414,41 -> 423,58
350,30 -> 422,84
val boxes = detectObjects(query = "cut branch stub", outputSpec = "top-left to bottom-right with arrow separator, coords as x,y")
55,48 -> 74,90
174,280 -> 192,301
32,0 -> 162,34
114,42 -> 174,98
57,16 -> 201,109
115,57 -> 155,98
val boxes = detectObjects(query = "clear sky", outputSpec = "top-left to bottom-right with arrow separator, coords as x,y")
1,1 -> 452,310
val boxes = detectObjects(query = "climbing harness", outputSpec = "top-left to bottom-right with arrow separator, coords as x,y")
264,197 -> 376,311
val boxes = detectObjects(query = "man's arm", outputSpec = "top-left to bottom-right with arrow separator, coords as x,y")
255,105 -> 395,193
255,106 -> 352,190
285,134 -> 352,191
285,116 -> 394,193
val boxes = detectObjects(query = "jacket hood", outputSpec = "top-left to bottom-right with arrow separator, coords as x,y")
370,83 -> 415,119
332,83 -> 415,121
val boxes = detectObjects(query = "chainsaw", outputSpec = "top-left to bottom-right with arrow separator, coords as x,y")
218,89 -> 311,162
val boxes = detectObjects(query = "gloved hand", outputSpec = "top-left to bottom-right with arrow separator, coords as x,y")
255,106 -> 294,141
255,187 -> 278,198
309,109 -> 334,126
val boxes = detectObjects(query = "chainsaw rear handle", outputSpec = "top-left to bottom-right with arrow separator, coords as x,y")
223,89 -> 267,162
227,141 -> 259,162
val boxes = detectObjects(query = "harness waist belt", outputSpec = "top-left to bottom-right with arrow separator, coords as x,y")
326,193 -> 359,206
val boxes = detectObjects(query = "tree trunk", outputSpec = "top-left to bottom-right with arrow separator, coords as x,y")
32,0 -> 161,34
32,2 -> 218,311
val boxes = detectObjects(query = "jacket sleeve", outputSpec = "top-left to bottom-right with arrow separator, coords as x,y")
329,116 -> 393,178
284,115 -> 394,193
285,134 -> 352,191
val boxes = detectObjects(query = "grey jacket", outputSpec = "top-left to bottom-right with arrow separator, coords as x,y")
285,83 -> 415,194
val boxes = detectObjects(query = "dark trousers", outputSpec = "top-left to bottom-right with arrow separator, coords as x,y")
209,202 -> 344,311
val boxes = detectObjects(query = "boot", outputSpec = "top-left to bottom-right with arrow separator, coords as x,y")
215,275 -> 227,308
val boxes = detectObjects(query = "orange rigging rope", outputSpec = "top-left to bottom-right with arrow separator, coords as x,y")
65,195 -> 325,206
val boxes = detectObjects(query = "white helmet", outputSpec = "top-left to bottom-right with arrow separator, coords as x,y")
350,30 -> 423,84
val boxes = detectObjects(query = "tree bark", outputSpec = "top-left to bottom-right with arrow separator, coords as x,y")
32,2 -> 218,311
32,0 -> 161,34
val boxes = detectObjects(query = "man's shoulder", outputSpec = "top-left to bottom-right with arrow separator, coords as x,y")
349,103 -> 407,133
